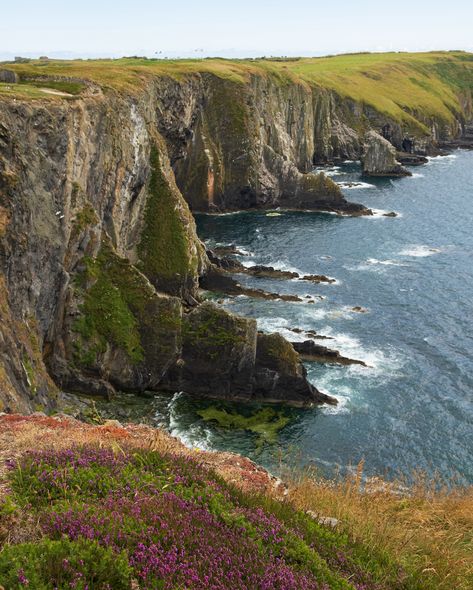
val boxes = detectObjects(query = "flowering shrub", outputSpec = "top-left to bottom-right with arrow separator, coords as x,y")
1,446 -> 405,589
0,537 -> 131,589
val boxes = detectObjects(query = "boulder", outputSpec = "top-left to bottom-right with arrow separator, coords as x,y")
361,131 -> 411,177
0,70 -> 19,84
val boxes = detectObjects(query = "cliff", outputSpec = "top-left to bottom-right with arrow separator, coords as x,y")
0,52 -> 472,412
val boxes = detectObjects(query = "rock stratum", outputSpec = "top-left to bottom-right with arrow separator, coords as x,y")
0,52 -> 472,412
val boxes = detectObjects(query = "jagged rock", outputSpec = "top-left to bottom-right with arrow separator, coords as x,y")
291,340 -> 367,367
361,131 -> 412,177
245,265 -> 299,280
212,245 -> 248,257
201,265 -> 302,301
254,333 -> 337,406
396,151 -> 428,166
383,212 -> 397,217
173,304 -> 327,406
300,274 -> 336,284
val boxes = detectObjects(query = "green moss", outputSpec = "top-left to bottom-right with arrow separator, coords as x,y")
138,145 -> 191,292
74,203 -> 98,231
197,406 -> 290,445
72,246 -> 146,366
82,273 -> 143,363
22,356 -> 37,395
72,241 -> 182,369
257,332 -> 300,376
183,303 -> 246,360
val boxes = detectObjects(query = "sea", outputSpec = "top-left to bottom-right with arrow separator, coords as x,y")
102,151 -> 473,484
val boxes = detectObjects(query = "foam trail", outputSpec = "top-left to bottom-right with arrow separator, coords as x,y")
399,245 -> 443,257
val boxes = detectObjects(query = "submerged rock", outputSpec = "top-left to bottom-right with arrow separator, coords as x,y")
361,131 -> 412,177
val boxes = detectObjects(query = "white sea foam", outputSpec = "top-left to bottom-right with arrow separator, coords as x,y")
350,257 -> 409,272
338,181 -> 376,190
367,208 -> 402,218
314,166 -> 342,177
236,247 -> 254,257
266,259 -> 306,275
320,328 -> 404,379
167,392 -> 214,451
399,245 -> 443,257
427,153 -> 458,161
410,172 -> 424,178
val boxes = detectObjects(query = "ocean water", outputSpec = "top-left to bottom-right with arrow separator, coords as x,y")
116,152 -> 473,483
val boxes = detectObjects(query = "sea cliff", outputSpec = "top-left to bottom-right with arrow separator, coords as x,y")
0,51 -> 472,411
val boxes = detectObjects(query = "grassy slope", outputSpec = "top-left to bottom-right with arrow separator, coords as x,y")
0,415 -> 472,590
2,52 -> 473,129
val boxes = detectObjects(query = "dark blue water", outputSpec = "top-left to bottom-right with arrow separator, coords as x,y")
147,152 -> 473,483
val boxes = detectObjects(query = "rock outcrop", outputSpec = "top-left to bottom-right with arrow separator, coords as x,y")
0,70 -> 19,84
291,340 -> 367,367
0,83 -> 341,413
156,75 -> 370,215
361,131 -> 412,177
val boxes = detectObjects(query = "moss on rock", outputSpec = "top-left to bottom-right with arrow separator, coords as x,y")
138,145 -> 195,296
256,332 -> 300,377
71,240 -> 182,382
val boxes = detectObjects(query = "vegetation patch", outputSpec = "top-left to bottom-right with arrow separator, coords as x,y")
0,444 -> 415,590
72,240 -> 182,370
257,332 -> 300,376
19,78 -> 85,95
183,303 -> 248,360
138,145 -> 192,293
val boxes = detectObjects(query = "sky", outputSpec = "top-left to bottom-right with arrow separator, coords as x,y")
1,0 -> 472,60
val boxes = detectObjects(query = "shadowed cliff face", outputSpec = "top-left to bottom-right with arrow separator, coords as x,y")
155,74 -> 369,214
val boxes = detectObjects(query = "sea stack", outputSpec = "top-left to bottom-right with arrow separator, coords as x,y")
361,130 -> 412,177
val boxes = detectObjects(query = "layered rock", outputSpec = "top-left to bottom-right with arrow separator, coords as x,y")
156,75 -> 370,214
1,61 -> 471,413
361,131 -> 411,177
291,340 -> 367,367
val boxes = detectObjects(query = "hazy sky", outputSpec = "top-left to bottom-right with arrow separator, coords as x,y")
1,0 -> 472,59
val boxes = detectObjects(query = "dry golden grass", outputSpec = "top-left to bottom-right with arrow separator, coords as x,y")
285,461 -> 473,590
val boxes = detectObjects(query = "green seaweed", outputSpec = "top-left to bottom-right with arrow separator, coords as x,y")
197,406 -> 290,446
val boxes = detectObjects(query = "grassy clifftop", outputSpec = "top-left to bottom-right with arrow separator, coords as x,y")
2,51 -> 472,127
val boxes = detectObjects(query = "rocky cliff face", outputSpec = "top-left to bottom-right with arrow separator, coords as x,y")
0,64 -> 471,413
0,78 -> 342,413
361,131 -> 411,177
155,75 -> 370,214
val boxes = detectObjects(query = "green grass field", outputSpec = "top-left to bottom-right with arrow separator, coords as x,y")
2,51 -> 472,129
